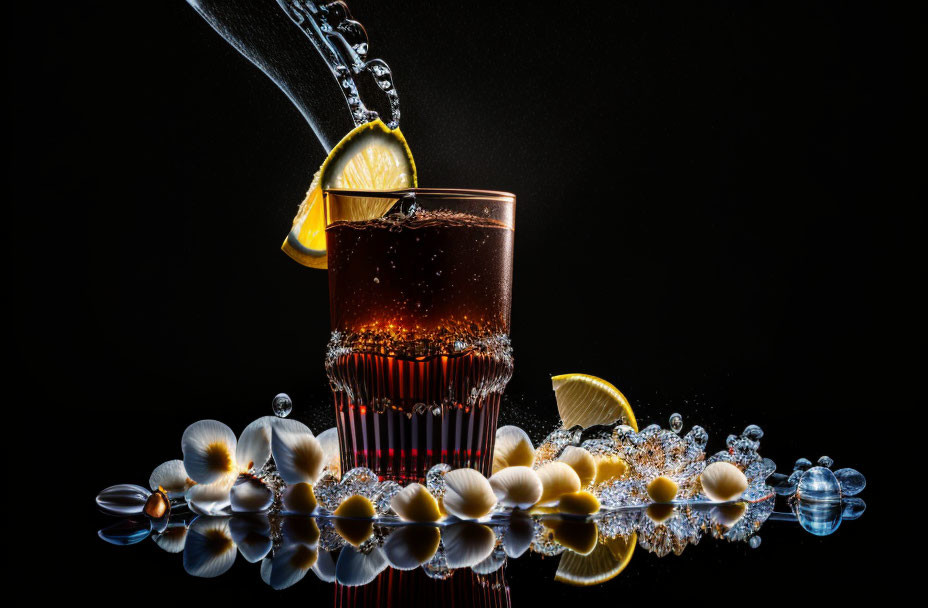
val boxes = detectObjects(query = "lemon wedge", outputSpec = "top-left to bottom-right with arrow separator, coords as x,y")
281,118 -> 416,268
554,533 -> 636,586
552,373 -> 637,431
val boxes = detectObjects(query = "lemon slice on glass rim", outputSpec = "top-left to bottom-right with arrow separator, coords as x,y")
281,118 -> 416,269
552,373 -> 638,431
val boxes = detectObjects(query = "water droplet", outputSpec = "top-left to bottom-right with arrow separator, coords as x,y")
726,434 -> 738,448
96,484 -> 152,516
669,413 -> 683,433
373,277 -> 380,284
748,535 -> 761,549
793,458 -> 812,472
834,468 -> 866,496
817,455 -> 834,468
742,424 -> 764,441
272,393 -> 293,417
684,425 -> 708,449
797,466 -> 841,503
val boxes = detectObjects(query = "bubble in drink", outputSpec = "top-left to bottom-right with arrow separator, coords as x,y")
272,393 -> 293,418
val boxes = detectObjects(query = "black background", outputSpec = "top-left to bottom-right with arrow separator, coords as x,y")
10,0 -> 918,603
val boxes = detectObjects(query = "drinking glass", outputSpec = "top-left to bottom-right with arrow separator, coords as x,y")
324,188 -> 515,482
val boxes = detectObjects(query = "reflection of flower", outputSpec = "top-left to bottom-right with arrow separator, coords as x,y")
183,517 -> 237,578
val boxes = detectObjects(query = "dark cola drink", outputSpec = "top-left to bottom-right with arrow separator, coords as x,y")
325,190 -> 515,482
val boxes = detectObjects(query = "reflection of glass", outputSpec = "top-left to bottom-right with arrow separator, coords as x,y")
324,189 -> 516,482
336,569 -> 509,608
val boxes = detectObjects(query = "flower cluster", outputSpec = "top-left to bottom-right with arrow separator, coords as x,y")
95,415 -> 867,589
98,413 -> 780,532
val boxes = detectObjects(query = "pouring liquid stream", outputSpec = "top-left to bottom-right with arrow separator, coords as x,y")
186,0 -> 401,152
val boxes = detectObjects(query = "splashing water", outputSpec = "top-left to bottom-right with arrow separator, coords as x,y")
186,0 -> 401,152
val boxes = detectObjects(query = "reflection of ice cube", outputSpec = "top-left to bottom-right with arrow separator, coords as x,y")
841,497 -> 867,520
795,499 -> 842,536
426,463 -> 452,497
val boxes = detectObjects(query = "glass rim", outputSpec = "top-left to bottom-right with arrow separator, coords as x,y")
324,187 -> 515,202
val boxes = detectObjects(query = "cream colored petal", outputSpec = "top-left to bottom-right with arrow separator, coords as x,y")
260,543 -> 317,590
710,502 -> 747,527
489,466 -> 543,509
557,446 -> 597,487
700,462 -> 748,502
335,546 -> 388,587
493,426 -> 535,474
282,482 -> 318,514
535,462 -> 581,506
230,475 -> 274,513
391,483 -> 442,522
229,514 -> 272,563
272,419 -> 324,484
149,460 -> 192,498
312,549 -> 337,583
183,517 -> 237,578
186,473 -> 237,516
442,522 -> 497,568
182,420 -> 238,485
647,476 -> 679,503
472,549 -> 506,575
502,511 -> 534,558
152,524 -> 188,553
316,427 -> 341,477
282,515 -> 321,546
383,526 -> 441,570
442,468 -> 498,520
237,417 -> 275,473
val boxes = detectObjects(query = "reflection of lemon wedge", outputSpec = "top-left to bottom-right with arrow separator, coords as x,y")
552,374 -> 637,431
281,118 -> 416,268
555,533 -> 636,586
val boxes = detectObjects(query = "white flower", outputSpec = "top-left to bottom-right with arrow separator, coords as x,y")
149,459 -> 194,498
271,419 -> 325,485
180,417 -> 279,514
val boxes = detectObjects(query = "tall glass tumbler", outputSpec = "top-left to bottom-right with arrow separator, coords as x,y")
324,189 -> 515,482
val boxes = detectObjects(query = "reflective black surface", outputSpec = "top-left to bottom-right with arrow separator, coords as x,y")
12,0 -> 910,602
